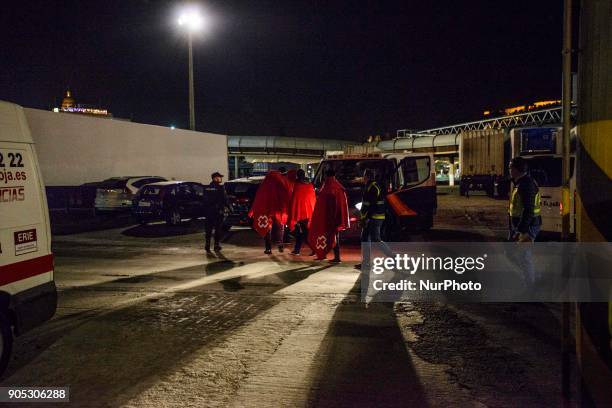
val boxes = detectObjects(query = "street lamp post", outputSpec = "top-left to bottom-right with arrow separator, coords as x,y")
187,32 -> 195,131
178,7 -> 205,131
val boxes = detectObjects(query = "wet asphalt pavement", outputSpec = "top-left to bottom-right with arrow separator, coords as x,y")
0,194 -> 574,407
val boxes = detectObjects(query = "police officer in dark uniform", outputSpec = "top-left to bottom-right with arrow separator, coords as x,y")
204,172 -> 231,252
508,157 -> 542,242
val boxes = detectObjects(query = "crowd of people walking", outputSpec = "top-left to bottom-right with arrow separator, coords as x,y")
248,167 -> 349,262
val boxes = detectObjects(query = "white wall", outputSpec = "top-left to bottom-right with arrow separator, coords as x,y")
24,108 -> 228,186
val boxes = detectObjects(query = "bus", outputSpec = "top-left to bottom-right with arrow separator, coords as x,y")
510,127 -> 576,236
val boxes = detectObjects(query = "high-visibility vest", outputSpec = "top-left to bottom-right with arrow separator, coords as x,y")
361,182 -> 386,220
508,186 -> 541,217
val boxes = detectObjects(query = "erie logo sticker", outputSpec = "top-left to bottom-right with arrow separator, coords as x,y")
14,229 -> 38,256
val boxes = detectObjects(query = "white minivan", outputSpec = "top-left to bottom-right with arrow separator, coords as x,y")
0,101 -> 57,374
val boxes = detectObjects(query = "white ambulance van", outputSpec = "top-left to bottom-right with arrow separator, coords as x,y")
0,101 -> 57,374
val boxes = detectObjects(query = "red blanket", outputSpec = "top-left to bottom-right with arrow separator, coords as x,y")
248,171 -> 290,236
276,170 -> 296,199
288,181 -> 316,231
308,176 -> 350,258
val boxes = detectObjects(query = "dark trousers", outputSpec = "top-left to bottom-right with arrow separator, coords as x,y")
205,214 -> 223,249
361,218 -> 392,267
293,220 -> 309,253
264,221 -> 284,251
361,218 -> 383,242
333,232 -> 341,260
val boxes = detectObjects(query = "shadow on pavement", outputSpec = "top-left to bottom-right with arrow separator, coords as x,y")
222,226 -> 373,259
222,227 -> 286,248
122,219 -> 207,237
205,259 -> 244,275
454,303 -> 564,349
421,228 -> 495,242
50,210 -> 136,235
307,282 -> 429,407
405,302 -> 568,406
1,262 -> 331,407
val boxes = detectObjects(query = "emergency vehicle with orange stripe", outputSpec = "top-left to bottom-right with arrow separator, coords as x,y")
313,152 -> 436,240
0,101 -> 57,375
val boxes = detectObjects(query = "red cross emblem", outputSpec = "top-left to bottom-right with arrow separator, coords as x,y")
257,215 -> 269,229
316,235 -> 327,250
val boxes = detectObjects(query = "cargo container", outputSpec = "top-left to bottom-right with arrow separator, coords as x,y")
458,129 -> 509,197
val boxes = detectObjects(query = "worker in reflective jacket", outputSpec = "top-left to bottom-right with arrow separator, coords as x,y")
360,169 -> 386,224
508,157 -> 542,242
356,169 -> 388,270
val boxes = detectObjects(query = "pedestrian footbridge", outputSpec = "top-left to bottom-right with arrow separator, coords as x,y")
227,135 -> 357,178
228,135 -> 355,160
227,107 -> 566,179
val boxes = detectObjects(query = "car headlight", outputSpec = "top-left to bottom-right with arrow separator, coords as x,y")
355,202 -> 362,210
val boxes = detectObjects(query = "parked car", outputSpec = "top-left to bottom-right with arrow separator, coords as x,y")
223,176 -> 264,228
94,176 -> 167,212
132,181 -> 207,225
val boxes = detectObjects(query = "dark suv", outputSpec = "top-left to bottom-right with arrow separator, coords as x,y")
223,176 -> 263,228
132,181 -> 207,225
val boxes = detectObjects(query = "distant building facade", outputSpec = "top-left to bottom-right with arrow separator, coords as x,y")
53,89 -> 113,118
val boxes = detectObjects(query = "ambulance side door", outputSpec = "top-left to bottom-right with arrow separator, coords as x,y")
386,153 -> 436,218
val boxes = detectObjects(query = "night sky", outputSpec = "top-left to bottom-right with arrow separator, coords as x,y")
1,0 -> 564,141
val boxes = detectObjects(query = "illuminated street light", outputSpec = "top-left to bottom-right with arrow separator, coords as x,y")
178,9 -> 205,32
177,6 -> 208,131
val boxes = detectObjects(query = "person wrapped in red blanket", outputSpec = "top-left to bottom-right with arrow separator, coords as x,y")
285,168 -> 297,196
248,170 -> 291,254
308,168 -> 350,262
287,169 -> 316,255
279,167 -> 297,244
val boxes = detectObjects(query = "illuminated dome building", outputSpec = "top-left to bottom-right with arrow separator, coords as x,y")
60,89 -> 75,110
53,89 -> 112,118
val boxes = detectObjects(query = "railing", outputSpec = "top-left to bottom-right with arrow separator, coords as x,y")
397,107 -> 565,137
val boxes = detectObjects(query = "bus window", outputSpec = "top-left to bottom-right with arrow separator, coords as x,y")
525,156 -> 562,187
520,128 -> 558,154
